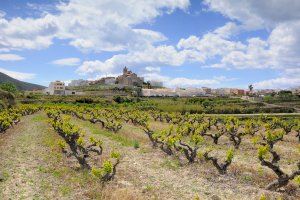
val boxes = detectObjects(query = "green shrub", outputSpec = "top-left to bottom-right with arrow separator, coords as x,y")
133,140 -> 140,149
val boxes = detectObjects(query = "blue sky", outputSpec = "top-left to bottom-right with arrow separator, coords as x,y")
0,0 -> 299,89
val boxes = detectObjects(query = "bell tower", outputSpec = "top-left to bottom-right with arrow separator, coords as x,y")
123,66 -> 128,74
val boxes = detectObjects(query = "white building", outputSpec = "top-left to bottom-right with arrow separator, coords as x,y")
68,79 -> 89,87
175,88 -> 205,97
202,87 -> 212,94
142,88 -> 177,97
44,81 -> 65,95
142,88 -> 208,97
213,88 -> 231,96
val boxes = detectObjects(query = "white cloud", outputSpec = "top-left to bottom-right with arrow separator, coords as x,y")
254,68 -> 300,89
0,15 -> 57,51
142,73 -> 170,82
0,10 -> 6,18
77,60 -> 114,74
142,72 -> 235,88
167,76 -> 236,88
208,21 -> 300,71
55,0 -> 189,52
193,1 -> 300,91
0,67 -> 35,80
177,22 -> 245,63
167,77 -> 222,88
88,73 -> 122,81
254,77 -> 300,89
145,66 -> 161,73
52,57 -> 81,66
0,0 -> 189,52
0,54 -> 24,61
174,15 -> 300,89
77,45 -> 188,75
1,0 -> 299,90
203,0 -> 300,29
177,20 -> 300,72
69,12 -> 300,90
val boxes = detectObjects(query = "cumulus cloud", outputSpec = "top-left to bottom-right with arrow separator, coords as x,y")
0,54 -> 24,61
52,57 -> 81,66
178,19 -> 300,71
254,77 -> 300,89
177,23 -> 245,63
0,10 -> 6,18
198,1 -> 300,72
55,0 -> 189,52
145,66 -> 161,73
88,73 -> 122,81
254,68 -> 300,89
175,4 -> 300,89
0,15 -> 57,51
204,0 -> 300,29
0,0 -> 189,52
167,77 -> 224,88
77,45 -> 188,75
0,67 -> 35,80
142,72 -> 235,88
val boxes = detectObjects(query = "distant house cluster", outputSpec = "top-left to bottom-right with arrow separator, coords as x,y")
44,67 -> 149,95
142,88 -> 208,97
142,87 -> 250,97
44,66 -> 291,97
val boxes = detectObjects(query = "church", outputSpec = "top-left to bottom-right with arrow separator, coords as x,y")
116,67 -> 144,87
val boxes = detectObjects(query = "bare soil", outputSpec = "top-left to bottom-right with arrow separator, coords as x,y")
0,113 -> 299,200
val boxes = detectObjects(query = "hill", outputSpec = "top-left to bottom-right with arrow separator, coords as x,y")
0,72 -> 45,91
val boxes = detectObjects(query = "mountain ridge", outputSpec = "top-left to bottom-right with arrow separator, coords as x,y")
0,72 -> 45,91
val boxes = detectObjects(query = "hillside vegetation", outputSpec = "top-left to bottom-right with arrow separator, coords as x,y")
0,72 -> 45,91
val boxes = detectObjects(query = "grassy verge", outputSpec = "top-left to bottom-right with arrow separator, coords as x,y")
70,117 -> 138,147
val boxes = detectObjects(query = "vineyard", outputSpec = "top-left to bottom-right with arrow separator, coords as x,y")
0,102 -> 300,199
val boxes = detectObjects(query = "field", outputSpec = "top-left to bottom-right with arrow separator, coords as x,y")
0,98 -> 300,200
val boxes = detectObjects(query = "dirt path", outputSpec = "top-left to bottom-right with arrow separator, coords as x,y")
0,113 -> 89,200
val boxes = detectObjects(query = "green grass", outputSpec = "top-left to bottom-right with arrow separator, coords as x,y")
32,114 -> 46,122
59,185 -> 72,196
74,118 -> 136,147
160,159 -> 181,170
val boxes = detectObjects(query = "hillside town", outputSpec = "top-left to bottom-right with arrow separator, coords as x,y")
43,67 -> 300,98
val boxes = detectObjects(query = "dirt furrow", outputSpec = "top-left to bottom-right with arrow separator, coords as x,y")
0,113 -> 85,199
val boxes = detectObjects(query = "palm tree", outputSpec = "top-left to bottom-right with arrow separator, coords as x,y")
248,84 -> 253,92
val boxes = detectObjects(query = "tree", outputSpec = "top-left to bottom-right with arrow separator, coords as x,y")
146,81 -> 151,89
0,82 -> 18,94
0,89 -> 15,108
248,84 -> 253,92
